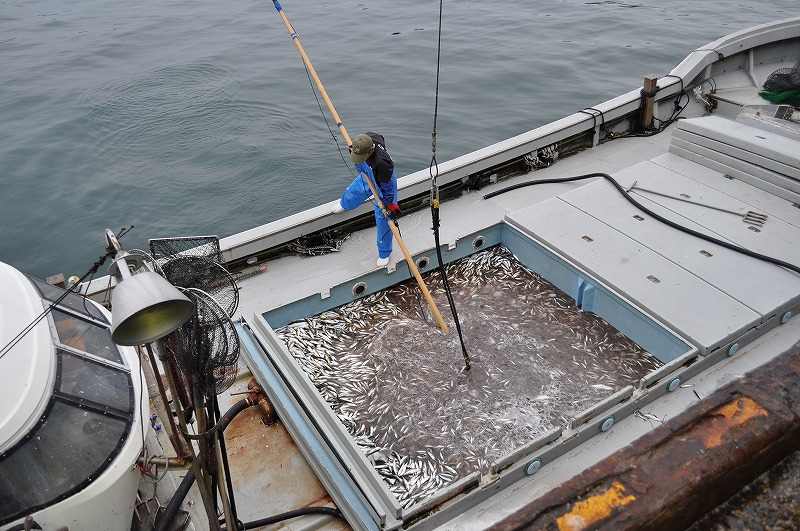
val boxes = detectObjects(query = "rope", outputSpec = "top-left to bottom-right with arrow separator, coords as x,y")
429,0 -> 470,371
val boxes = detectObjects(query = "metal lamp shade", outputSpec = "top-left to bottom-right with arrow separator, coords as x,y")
111,271 -> 195,346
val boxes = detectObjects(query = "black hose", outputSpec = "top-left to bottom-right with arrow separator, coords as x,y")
483,172 -> 800,275
431,204 -> 471,370
221,506 -> 346,530
154,398 -> 252,531
154,468 -> 196,531
214,395 -> 239,524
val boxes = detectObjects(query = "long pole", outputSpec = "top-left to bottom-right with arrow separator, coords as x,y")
155,341 -> 221,530
271,0 -> 449,333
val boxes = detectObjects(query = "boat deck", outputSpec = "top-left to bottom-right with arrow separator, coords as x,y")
237,109 -> 800,359
224,102 -> 800,529
208,21 -> 800,529
235,123 -> 674,320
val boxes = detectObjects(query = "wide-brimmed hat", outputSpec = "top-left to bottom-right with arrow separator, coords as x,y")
349,134 -> 374,164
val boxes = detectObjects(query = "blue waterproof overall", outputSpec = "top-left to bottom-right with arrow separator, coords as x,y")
339,162 -> 398,259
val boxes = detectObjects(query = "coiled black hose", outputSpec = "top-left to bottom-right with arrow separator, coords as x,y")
154,398 -> 250,531
154,398 -> 347,531
221,506 -> 345,530
483,172 -> 800,275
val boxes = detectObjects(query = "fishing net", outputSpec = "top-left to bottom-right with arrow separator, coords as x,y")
149,235 -> 238,316
149,235 -> 241,395
760,60 -> 800,107
286,228 -> 350,256
165,288 -> 240,395
150,235 -> 222,263
160,255 -> 239,317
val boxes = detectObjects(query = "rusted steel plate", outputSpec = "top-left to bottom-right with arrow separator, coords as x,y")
489,343 -> 800,531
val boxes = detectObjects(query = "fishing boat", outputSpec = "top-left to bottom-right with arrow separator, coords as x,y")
2,14 -> 800,531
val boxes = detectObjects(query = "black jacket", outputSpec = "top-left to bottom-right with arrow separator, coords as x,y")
364,132 -> 395,184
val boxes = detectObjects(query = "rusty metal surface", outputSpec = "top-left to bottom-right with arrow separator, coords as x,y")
276,246 -> 662,508
487,341 -> 800,531
688,447 -> 800,530
220,379 -> 348,529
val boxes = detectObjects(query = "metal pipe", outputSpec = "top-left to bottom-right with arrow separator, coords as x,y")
136,455 -> 191,469
142,343 -> 191,458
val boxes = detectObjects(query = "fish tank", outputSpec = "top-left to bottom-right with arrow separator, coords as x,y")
239,223 -> 696,529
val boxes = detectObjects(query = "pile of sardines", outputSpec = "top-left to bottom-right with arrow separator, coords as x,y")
277,245 -> 662,507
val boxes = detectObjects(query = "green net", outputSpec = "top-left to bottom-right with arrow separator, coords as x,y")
759,89 -> 800,107
761,60 -> 800,107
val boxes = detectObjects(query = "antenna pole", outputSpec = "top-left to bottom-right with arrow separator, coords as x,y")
270,0 -> 449,333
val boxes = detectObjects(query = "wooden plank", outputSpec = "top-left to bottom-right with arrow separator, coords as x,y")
640,75 -> 658,130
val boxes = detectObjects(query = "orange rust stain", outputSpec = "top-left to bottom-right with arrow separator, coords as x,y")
556,481 -> 636,531
702,397 -> 768,449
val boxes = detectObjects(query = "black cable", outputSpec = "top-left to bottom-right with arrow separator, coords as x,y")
426,0 -> 470,371
0,246 -> 115,361
222,506 -> 346,530
206,400 -> 220,516
603,75 -> 689,140
155,399 -> 252,531
483,172 -> 800,276
578,107 -> 606,138
432,206 -> 471,371
214,394 -> 239,525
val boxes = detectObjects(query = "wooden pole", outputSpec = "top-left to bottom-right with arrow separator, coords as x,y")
142,343 -> 192,458
640,74 -> 658,130
271,0 -> 449,333
155,341 -> 221,530
272,1 -> 351,145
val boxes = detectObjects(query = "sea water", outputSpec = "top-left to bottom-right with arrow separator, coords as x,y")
0,0 -> 796,279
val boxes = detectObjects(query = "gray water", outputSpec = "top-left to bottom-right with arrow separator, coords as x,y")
1,1 -> 796,280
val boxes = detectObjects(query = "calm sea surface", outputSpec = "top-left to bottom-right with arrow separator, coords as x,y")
1,1 -> 796,279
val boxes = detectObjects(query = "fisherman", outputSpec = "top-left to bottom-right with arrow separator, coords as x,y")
331,132 -> 401,268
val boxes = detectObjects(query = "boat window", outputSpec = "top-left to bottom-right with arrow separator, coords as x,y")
0,399 -> 130,525
27,276 -> 109,324
51,308 -> 123,365
57,350 -> 133,414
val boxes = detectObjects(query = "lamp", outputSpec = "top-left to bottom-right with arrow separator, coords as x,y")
109,249 -> 194,346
